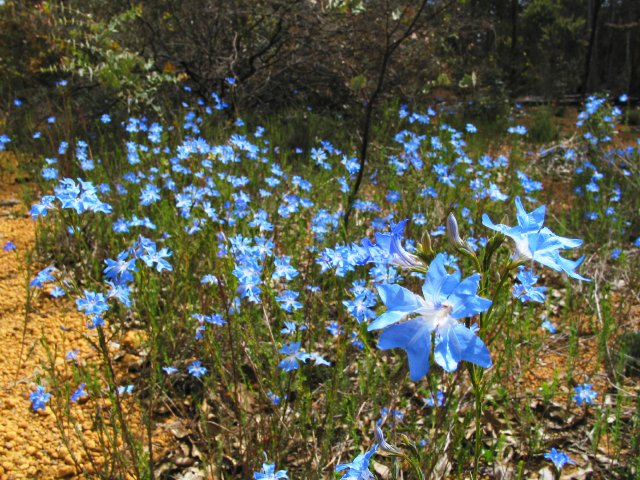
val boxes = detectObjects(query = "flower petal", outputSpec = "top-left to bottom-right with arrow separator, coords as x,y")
378,318 -> 432,381
369,284 -> 423,331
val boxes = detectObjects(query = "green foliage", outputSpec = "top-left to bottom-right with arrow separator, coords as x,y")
527,106 -> 559,144
2,1 -> 639,477
616,330 -> 640,377
14,96 -> 633,478
40,3 -> 177,112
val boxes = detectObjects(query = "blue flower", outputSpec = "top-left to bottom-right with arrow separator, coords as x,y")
30,385 -> 51,411
65,349 -> 79,362
118,385 -> 134,395
307,352 -> 331,367
277,342 -> 311,371
201,274 -> 218,285
544,448 -> 575,470
139,184 -> 161,206
50,286 -> 66,298
512,268 -> 547,303
70,383 -> 88,403
350,332 -> 364,350
363,219 -> 422,269
106,281 -> 132,307
234,257 -> 263,303
162,366 -> 178,375
53,178 -> 112,215
369,253 -> 492,381
76,290 -> 109,317
0,134 -> 11,151
326,322 -> 343,336
30,266 -> 56,288
507,125 -> 527,135
336,444 -> 378,480
188,360 -> 207,378
573,383 -> 598,405
3,240 -> 16,252
275,290 -> 303,313
104,251 -> 137,284
517,171 -> 542,193
87,317 -> 105,329
541,318 -> 556,333
386,190 -> 401,203
267,391 -> 281,406
424,390 -> 445,407
139,245 -> 173,273
482,197 -> 587,280
343,291 -> 377,323
30,195 -> 55,218
280,321 -> 298,336
253,460 -> 288,479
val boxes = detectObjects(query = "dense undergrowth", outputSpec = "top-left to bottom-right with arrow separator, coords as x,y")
2,92 -> 639,479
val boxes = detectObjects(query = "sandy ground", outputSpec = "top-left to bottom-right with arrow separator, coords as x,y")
0,179 -> 116,479
0,173 -> 175,479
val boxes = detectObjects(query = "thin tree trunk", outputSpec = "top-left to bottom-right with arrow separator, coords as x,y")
582,0 -> 603,95
509,0 -> 518,91
343,0 -> 457,231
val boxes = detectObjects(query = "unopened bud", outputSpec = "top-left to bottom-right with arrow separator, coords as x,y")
374,423 -> 402,455
446,213 -> 464,247
421,231 -> 433,255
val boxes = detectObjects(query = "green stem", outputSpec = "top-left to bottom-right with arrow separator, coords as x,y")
97,327 -> 142,479
470,365 -> 483,480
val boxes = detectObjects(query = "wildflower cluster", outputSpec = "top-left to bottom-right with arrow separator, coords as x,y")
8,91 -> 632,479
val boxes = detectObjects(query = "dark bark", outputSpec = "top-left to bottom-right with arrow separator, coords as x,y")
582,0 -> 603,95
343,0 -> 454,231
509,0 -> 518,90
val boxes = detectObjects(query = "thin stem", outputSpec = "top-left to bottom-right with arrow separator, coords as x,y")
97,327 -> 142,478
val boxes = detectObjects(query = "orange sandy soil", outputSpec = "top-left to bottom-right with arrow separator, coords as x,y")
0,184 -> 79,478
0,177 -> 173,479
505,263 -> 639,475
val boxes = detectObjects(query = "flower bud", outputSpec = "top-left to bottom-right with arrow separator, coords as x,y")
421,231 -> 433,255
374,423 -> 402,455
446,212 -> 464,248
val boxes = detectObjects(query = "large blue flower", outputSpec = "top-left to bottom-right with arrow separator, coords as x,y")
368,254 -> 492,381
253,461 -> 288,479
336,444 -> 377,480
362,219 -> 422,269
482,197 -> 587,280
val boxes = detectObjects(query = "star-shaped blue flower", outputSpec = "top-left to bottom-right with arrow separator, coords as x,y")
253,460 -> 288,479
363,219 -> 422,269
336,444 -> 378,480
544,448 -> 575,470
277,342 -> 311,372
482,197 -> 587,280
30,385 -> 51,411
368,253 -> 492,381
573,383 -> 598,405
